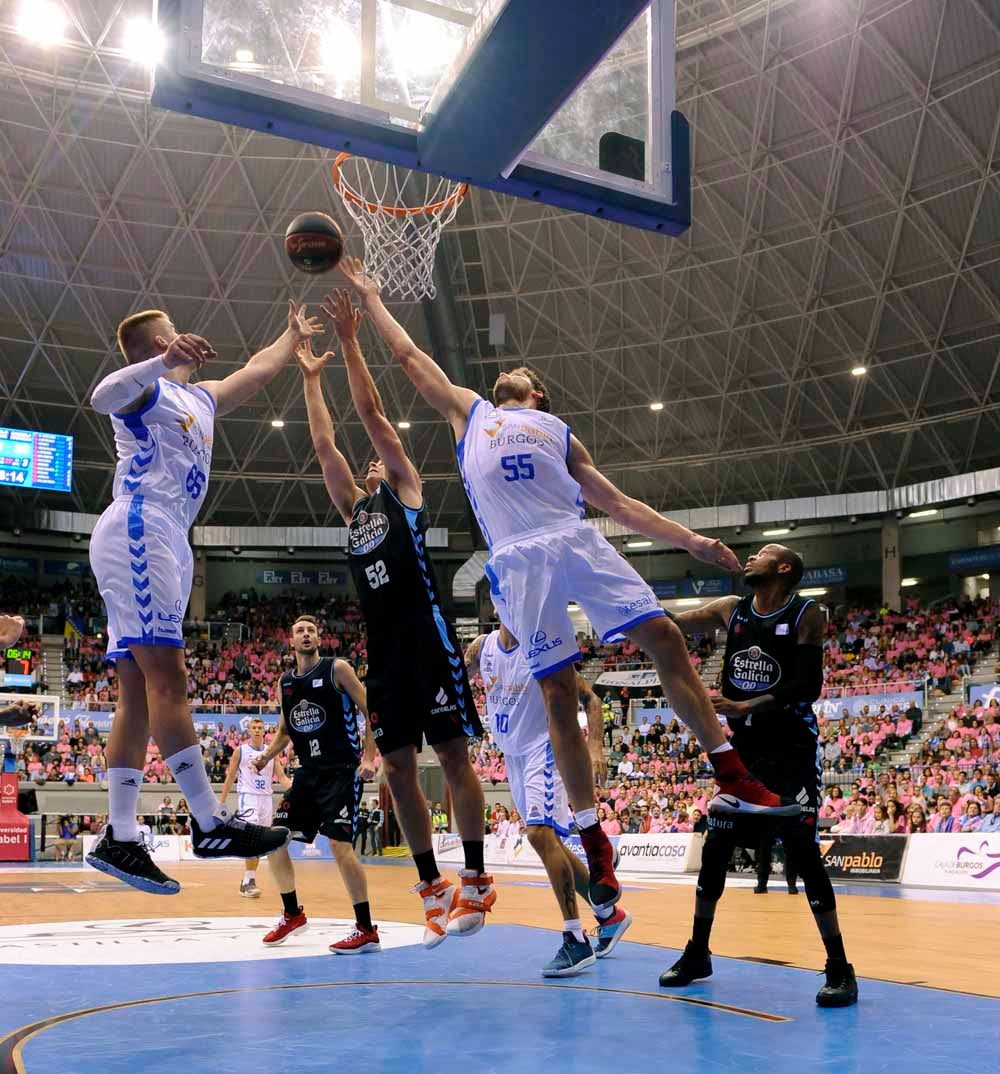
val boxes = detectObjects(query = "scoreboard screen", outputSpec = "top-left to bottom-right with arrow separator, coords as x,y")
3,647 -> 34,689
0,426 -> 73,493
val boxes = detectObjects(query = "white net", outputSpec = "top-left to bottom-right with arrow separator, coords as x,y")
331,154 -> 468,301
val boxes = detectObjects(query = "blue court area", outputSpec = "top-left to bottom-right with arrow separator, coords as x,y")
1,923 -> 994,1074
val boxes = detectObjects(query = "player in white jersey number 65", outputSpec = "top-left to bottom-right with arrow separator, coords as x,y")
339,256 -> 803,912
85,301 -> 323,895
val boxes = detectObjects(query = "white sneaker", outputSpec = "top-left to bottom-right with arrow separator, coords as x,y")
413,878 -> 456,949
445,870 -> 497,938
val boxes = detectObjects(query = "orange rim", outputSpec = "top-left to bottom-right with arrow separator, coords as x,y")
331,152 -> 468,217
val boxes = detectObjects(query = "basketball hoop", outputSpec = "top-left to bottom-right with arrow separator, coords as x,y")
331,154 -> 468,301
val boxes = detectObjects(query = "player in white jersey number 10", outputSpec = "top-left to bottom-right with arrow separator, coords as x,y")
339,255 -> 804,914
85,300 -> 323,897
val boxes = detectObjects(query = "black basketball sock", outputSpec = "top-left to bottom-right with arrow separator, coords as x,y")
354,901 -> 373,931
413,849 -> 441,885
463,840 -> 485,876
822,932 -> 847,964
281,890 -> 300,917
691,915 -> 714,953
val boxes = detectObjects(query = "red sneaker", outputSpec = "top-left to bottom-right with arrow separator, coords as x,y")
578,825 -> 621,908
262,909 -> 308,946
709,775 -> 802,816
329,924 -> 381,955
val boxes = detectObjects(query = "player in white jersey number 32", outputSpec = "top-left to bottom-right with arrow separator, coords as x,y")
340,255 -> 803,912
85,301 -> 323,894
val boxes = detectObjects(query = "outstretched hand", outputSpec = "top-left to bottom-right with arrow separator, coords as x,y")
287,301 -> 324,343
156,333 -> 215,371
322,289 -> 362,341
337,256 -> 380,298
295,338 -> 336,379
0,614 -> 25,648
689,535 -> 742,573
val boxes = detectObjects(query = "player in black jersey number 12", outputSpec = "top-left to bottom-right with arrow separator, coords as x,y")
296,291 -> 492,947
252,615 -> 381,954
659,545 -> 858,1007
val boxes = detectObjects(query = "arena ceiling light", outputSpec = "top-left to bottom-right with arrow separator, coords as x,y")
235,49 -> 255,63
851,365 -> 867,376
901,577 -> 919,587
907,508 -> 938,518
397,421 -> 411,430
270,419 -> 285,428
123,16 -> 166,66
799,587 -> 828,597
762,527 -> 790,536
626,539 -> 652,549
16,0 -> 66,46
649,402 -> 664,412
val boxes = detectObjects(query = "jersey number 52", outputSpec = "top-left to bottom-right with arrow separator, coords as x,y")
365,560 -> 389,589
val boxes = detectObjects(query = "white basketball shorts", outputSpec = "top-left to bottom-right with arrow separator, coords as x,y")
505,739 -> 570,837
237,792 -> 274,827
90,497 -> 192,662
485,523 -> 665,678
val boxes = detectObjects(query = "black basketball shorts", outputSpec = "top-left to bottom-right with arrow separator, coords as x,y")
274,764 -> 361,844
364,632 -> 483,756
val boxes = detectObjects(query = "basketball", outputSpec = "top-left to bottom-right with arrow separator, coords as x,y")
284,212 -> 344,274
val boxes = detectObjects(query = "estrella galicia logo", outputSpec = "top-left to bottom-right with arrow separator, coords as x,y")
528,630 -> 562,660
729,645 -> 781,692
289,699 -> 326,734
349,509 -> 390,556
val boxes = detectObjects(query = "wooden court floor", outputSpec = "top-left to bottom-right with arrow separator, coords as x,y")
2,861 -> 997,998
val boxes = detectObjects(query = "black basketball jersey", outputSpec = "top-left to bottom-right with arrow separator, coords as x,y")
721,592 -> 820,752
348,481 -> 452,655
279,656 -> 361,769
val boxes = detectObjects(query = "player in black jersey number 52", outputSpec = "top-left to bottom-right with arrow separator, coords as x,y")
659,544 -> 858,1008
297,290 -> 492,947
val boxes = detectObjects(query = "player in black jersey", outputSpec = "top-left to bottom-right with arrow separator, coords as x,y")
659,545 -> 858,1007
251,614 -> 381,954
297,292 -> 492,948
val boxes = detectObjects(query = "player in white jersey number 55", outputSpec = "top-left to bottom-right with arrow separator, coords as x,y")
339,256 -> 803,912
85,301 -> 323,896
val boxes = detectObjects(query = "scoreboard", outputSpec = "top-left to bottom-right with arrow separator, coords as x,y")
0,426 -> 73,493
3,647 -> 34,689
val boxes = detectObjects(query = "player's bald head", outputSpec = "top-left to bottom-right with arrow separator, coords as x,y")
743,543 -> 804,590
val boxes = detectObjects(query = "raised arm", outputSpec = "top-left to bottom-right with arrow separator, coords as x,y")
338,257 -> 478,437
90,334 -> 212,414
672,596 -> 739,636
200,302 -> 324,416
324,289 -> 421,505
296,339 -> 366,524
567,435 -> 741,573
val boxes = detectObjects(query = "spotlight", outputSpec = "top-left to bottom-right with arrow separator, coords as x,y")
123,16 -> 166,66
849,515 -> 858,525
788,521 -> 798,531
16,1 -> 67,47
72,534 -> 82,543
734,527 -> 743,536
232,546 -> 241,555
287,546 -> 295,555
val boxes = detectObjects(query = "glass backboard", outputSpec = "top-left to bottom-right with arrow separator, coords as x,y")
155,0 -> 689,233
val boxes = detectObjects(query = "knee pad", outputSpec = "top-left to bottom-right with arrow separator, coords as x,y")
695,832 -> 732,903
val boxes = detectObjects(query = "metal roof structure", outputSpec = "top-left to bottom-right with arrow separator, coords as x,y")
1,0 -> 999,533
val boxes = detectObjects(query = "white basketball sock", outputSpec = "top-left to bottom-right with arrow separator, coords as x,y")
575,807 -> 598,829
709,742 -> 733,754
564,919 -> 585,943
108,768 -> 143,842
164,744 -> 218,828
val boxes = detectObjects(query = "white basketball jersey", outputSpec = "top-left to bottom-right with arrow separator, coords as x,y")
109,375 -> 215,531
456,399 -> 584,551
480,631 -> 548,756
237,742 -> 273,795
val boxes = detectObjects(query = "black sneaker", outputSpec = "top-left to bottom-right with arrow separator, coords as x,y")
85,826 -> 180,895
191,807 -> 290,860
816,959 -> 859,1008
659,941 -> 713,987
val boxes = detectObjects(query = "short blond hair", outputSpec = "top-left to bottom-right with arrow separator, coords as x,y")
117,310 -> 168,363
